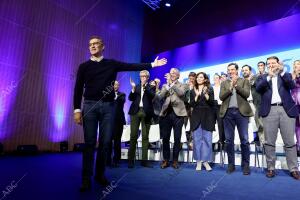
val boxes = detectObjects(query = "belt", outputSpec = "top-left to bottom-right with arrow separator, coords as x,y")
248,100 -> 253,103
271,103 -> 283,106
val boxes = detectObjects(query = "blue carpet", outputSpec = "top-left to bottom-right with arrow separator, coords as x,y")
0,153 -> 299,200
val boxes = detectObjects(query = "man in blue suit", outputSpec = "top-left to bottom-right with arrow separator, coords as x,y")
256,56 -> 300,180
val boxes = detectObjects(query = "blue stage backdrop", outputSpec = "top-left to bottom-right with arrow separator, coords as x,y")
149,13 -> 300,84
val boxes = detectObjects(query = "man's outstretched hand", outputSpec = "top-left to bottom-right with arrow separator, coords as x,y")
152,56 -> 167,67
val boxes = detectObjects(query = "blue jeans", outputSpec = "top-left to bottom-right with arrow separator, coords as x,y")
192,125 -> 212,162
82,100 -> 113,178
223,108 -> 250,167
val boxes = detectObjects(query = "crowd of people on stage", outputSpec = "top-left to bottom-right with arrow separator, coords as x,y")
108,57 -> 300,180
74,36 -> 300,191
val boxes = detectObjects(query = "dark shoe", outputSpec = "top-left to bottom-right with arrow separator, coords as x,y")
243,165 -> 251,175
160,160 -> 170,169
226,164 -> 235,174
172,161 -> 179,169
290,171 -> 300,180
94,175 -> 110,187
141,160 -> 153,168
80,177 -> 91,192
266,170 -> 275,178
128,160 -> 134,168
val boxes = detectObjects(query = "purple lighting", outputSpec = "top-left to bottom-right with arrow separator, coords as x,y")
54,103 -> 65,130
43,38 -> 74,142
0,68 -> 23,140
46,79 -> 72,142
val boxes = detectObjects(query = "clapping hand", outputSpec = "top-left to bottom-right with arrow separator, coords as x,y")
231,75 -> 238,88
130,77 -> 136,89
195,88 -> 201,96
164,73 -> 171,85
203,86 -> 208,94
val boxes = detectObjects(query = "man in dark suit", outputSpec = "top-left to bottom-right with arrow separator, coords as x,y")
256,56 -> 300,180
107,81 -> 126,167
220,63 -> 253,175
127,70 -> 155,168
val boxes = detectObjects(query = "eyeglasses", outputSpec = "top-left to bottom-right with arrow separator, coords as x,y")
89,42 -> 102,47
140,75 -> 147,78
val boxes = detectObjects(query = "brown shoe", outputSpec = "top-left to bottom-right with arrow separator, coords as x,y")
160,160 -> 170,169
266,170 -> 275,178
290,171 -> 300,180
172,161 -> 179,169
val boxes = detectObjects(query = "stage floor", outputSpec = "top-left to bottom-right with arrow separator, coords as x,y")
0,152 -> 299,200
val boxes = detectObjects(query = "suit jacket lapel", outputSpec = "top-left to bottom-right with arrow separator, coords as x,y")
267,74 -> 272,88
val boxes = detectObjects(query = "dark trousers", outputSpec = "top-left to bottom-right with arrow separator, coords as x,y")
223,108 -> 250,167
107,121 -> 123,164
184,116 -> 192,143
216,105 -> 225,143
82,100 -> 113,178
128,108 -> 151,161
160,110 -> 184,161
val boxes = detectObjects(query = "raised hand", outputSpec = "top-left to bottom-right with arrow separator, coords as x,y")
152,56 -> 167,67
231,75 -> 238,87
130,77 -> 136,89
194,88 -> 201,96
268,66 -> 277,78
164,73 -> 171,84
203,86 -> 208,94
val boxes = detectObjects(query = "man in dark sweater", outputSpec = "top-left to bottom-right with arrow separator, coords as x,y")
73,36 -> 167,192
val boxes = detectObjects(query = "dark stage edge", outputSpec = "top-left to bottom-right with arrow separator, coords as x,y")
0,152 -> 299,200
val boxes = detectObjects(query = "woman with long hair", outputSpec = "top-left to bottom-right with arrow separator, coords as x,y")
190,72 -> 216,171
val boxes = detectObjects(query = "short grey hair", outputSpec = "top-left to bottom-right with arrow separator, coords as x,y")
170,68 -> 180,78
140,70 -> 150,77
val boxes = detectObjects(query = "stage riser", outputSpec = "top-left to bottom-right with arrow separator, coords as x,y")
121,147 -> 300,170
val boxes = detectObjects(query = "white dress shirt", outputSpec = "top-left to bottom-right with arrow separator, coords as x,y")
266,72 -> 285,104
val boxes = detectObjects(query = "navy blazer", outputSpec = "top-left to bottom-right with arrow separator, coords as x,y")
256,72 -> 298,118
128,84 -> 155,117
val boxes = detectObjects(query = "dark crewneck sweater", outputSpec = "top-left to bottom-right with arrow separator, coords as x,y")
73,58 -> 152,110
